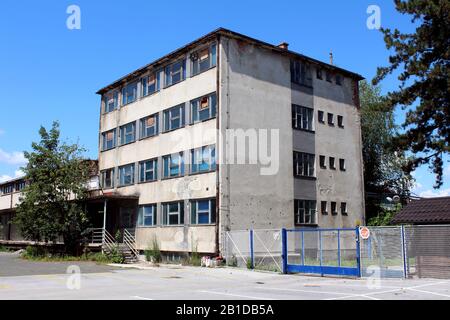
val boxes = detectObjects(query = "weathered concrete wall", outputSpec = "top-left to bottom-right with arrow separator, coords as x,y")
313,73 -> 365,228
218,37 -> 294,237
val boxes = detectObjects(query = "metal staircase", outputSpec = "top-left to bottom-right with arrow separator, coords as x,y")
86,228 -> 139,263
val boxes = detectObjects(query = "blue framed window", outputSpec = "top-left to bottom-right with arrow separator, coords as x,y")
139,159 -> 157,183
140,114 -> 159,139
137,205 -> 157,227
191,145 -> 216,174
118,163 -> 135,186
191,43 -> 217,76
120,122 -> 136,145
190,199 -> 216,225
102,129 -> 116,151
162,202 -> 184,225
164,59 -> 186,87
142,71 -> 161,97
122,82 -> 138,105
163,104 -> 185,132
103,90 -> 118,113
190,93 -> 216,123
163,152 -> 184,178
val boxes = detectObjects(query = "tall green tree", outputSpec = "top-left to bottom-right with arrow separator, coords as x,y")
360,80 -> 414,222
15,122 -> 91,255
373,0 -> 450,188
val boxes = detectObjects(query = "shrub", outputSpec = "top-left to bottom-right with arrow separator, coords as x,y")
145,237 -> 161,263
23,245 -> 48,258
189,242 -> 201,267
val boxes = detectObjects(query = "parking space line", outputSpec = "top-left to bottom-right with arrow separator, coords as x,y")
131,295 -> 154,300
253,286 -> 361,297
199,290 -> 274,300
406,288 -> 450,298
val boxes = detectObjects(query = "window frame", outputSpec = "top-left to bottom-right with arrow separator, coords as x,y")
327,113 -> 334,126
141,71 -> 161,97
119,122 -> 136,145
292,104 -> 314,132
190,145 -> 216,174
339,158 -> 346,171
331,201 -> 338,215
191,43 -> 217,76
101,168 -> 115,189
341,202 -> 348,215
162,201 -> 184,226
103,90 -> 119,113
163,104 -> 185,132
337,115 -> 344,128
329,157 -> 336,170
162,152 -> 185,179
190,93 -> 217,124
321,201 -> 328,215
121,81 -> 138,106
294,199 -> 317,225
293,151 -> 316,178
336,74 -> 342,86
164,59 -> 186,87
137,204 -> 157,227
118,163 -> 135,187
190,198 -> 216,225
140,113 -> 159,139
290,60 -> 313,87
318,110 -> 325,124
319,155 -> 327,169
139,158 -> 158,183
102,129 -> 116,151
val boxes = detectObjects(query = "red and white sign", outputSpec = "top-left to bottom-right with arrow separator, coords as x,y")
359,226 -> 371,240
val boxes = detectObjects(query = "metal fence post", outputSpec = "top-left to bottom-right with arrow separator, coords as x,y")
400,225 -> 407,279
355,227 -> 361,277
249,229 -> 254,269
281,228 -> 287,274
337,229 -> 341,267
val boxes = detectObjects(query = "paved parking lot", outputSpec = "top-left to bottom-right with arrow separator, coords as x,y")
0,252 -> 449,300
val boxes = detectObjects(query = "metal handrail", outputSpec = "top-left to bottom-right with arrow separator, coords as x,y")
123,228 -> 139,258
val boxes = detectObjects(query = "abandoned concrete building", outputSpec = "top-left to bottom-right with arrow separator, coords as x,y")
0,28 -> 365,257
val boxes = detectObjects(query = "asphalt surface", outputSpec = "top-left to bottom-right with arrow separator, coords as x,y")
0,252 -> 449,300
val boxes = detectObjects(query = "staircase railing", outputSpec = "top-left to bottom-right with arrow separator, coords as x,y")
123,228 -> 139,259
102,229 -> 117,253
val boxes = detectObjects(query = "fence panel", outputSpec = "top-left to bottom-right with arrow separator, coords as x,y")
224,230 -> 251,268
253,229 -> 282,272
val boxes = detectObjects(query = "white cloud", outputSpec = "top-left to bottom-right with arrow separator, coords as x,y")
419,188 -> 450,198
0,175 -> 13,183
0,148 -> 26,165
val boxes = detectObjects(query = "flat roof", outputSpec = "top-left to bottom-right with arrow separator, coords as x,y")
96,27 -> 364,95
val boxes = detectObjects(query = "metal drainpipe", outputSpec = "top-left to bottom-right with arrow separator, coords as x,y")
215,34 -> 221,256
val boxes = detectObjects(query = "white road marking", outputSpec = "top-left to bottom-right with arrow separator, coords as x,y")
406,288 -> 450,298
199,290 -> 274,300
254,286 -> 361,297
131,295 -> 153,300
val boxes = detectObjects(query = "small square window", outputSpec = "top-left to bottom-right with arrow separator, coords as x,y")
327,113 -> 334,126
336,75 -> 342,86
319,155 -> 326,169
316,68 -> 323,80
339,159 -> 346,171
331,202 -> 337,215
341,202 -> 348,215
329,157 -> 336,170
321,201 -> 327,215
338,115 -> 344,128
326,72 -> 332,82
318,110 -> 325,123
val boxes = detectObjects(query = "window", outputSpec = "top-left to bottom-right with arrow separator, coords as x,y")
336,74 -> 342,86
329,157 -> 336,170
102,129 -> 116,151
316,68 -> 323,80
16,181 -> 26,192
162,202 -> 184,225
191,199 -> 216,225
191,145 -> 216,174
339,159 -> 346,171
290,60 -> 312,87
191,93 -> 217,123
293,152 -> 315,178
327,113 -> 334,126
165,59 -> 186,87
140,114 -> 159,139
103,91 -> 118,113
101,168 -> 115,189
191,43 -> 217,76
118,164 -> 135,186
142,71 -> 161,97
294,200 -> 317,225
163,104 -> 185,132
120,122 -> 136,145
163,152 -> 184,178
292,105 -> 314,131
337,115 -> 344,128
319,155 -> 326,169
318,110 -> 325,123
139,159 -> 157,183
321,201 -> 328,215
341,202 -> 348,215
137,205 -> 157,227
1,184 -> 14,195
122,82 -> 138,105
326,71 -> 332,82
331,202 -> 337,215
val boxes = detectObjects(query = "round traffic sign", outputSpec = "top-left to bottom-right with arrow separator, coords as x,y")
359,226 -> 370,240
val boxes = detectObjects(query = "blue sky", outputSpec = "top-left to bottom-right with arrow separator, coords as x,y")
0,0 -> 448,196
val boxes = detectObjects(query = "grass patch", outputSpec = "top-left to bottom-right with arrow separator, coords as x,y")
0,245 -> 12,252
21,246 -> 116,264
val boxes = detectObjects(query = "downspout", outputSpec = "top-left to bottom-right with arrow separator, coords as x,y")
215,34 -> 221,256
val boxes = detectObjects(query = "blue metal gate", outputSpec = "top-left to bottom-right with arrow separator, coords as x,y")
282,228 -> 361,277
